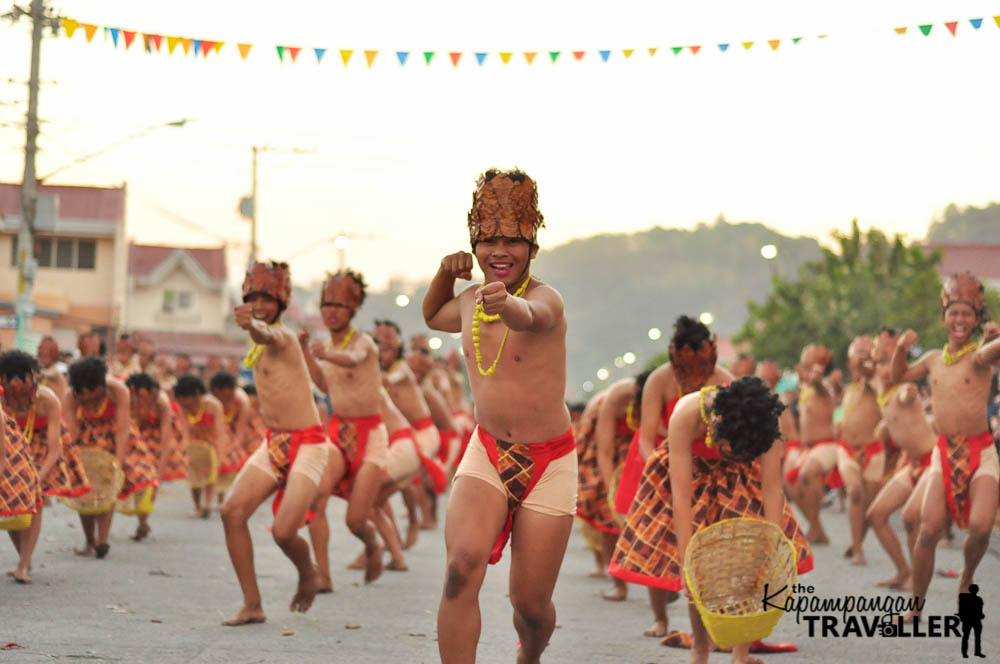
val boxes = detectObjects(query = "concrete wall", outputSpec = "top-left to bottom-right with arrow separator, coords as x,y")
126,264 -> 225,334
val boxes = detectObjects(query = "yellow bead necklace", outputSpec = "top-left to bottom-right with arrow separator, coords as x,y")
625,400 -> 639,431
243,321 -> 281,369
472,274 -> 534,377
187,404 -> 206,425
326,327 -> 355,352
877,384 -> 899,409
798,384 -> 814,406
698,385 -> 718,448
23,409 -> 36,444
942,341 -> 977,366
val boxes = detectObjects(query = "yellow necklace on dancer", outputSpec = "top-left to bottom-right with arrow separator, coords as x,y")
799,385 -> 814,406
472,274 -> 534,377
625,400 -> 639,431
942,341 -> 977,366
187,405 -> 205,425
243,321 -> 281,369
326,327 -> 355,352
877,385 -> 899,409
698,385 -> 718,448
22,409 -> 36,444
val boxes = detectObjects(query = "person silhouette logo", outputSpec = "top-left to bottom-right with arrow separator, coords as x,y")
957,584 -> 986,658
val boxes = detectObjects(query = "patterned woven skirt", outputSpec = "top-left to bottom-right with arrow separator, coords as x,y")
576,427 -> 632,533
74,417 -> 158,499
30,425 -> 90,497
138,419 -> 188,482
1,420 -> 40,516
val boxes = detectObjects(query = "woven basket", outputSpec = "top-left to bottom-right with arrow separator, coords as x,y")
185,441 -> 218,489
60,448 -> 125,515
683,517 -> 797,649
0,513 -> 33,531
116,485 -> 156,516
605,464 -> 627,525
214,470 -> 237,493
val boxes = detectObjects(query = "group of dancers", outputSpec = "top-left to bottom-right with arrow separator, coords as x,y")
2,166 -> 998,664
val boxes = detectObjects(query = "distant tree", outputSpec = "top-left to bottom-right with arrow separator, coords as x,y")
926,202 -> 1000,244
735,220 -> 1000,369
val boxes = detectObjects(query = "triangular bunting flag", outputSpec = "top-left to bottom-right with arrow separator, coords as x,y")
792,37 -> 802,44
364,50 -> 378,67
945,21 -> 958,36
167,36 -> 180,53
671,46 -> 683,55
572,50 -> 585,61
313,48 -> 326,63
423,51 -> 435,65
109,28 -> 120,48
193,39 -> 202,56
276,45 -> 285,62
340,49 -> 353,65
918,24 -> 933,36
82,24 -> 98,42
475,52 -> 487,65
202,41 -> 216,57
449,52 -> 462,67
768,39 -> 780,51
181,38 -> 192,55
817,34 -> 829,39
60,18 -> 79,38
524,52 -> 537,64
288,47 -> 302,62
499,52 -> 512,64
995,16 -> 1000,29
623,49 -> 634,58
549,51 -> 560,63
689,45 -> 701,55
742,41 -> 754,50
970,18 -> 983,29
238,43 -> 253,60
893,27 -> 907,34
717,43 -> 729,52
150,34 -> 163,51
599,50 -> 610,62
123,30 -> 136,49
214,42 -> 224,54
396,51 -> 409,65
647,47 -> 658,56
141,33 -> 151,53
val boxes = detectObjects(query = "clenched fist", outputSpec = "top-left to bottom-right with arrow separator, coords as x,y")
476,281 -> 508,316
900,329 -> 918,349
234,304 -> 254,330
983,321 -> 1000,342
298,330 -> 311,348
440,251 -> 474,281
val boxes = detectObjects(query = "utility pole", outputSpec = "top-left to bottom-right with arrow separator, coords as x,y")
240,145 -> 314,268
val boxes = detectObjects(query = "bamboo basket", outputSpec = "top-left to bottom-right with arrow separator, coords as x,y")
185,441 -> 218,489
683,517 -> 797,649
0,513 -> 33,531
116,485 -> 155,516
60,448 -> 124,515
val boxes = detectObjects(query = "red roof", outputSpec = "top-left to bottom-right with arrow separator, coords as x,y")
0,182 -> 125,222
927,244 -> 1000,280
129,243 -> 227,282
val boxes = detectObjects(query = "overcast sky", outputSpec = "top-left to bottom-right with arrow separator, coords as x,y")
1,0 -> 998,292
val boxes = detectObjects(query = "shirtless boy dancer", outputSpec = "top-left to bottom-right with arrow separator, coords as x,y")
220,261 -> 335,626
892,273 -> 1000,618
300,270 -> 386,585
424,168 -> 577,664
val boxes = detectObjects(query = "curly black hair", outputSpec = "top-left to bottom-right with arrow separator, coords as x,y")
125,372 -> 159,393
68,357 -> 108,393
711,376 -> 785,462
209,371 -> 237,392
173,374 -> 207,398
0,350 -> 40,381
327,269 -> 368,307
242,384 -> 257,396
672,314 -> 711,352
633,368 -> 654,407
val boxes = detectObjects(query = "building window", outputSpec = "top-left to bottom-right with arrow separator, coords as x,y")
8,236 -> 97,270
162,289 -> 194,313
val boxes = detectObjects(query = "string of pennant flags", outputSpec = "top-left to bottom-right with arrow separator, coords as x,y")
54,14 -> 1000,68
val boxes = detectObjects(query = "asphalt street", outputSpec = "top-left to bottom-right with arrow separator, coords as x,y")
1,482 -> 997,663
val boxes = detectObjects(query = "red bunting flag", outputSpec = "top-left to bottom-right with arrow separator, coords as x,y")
237,43 -> 252,59
122,30 -> 136,49
202,40 -> 215,57
150,34 -> 162,51
287,47 -> 301,62
893,27 -> 907,34
572,50 -> 585,61
449,52 -> 462,67
945,21 -> 958,36
689,45 -> 701,55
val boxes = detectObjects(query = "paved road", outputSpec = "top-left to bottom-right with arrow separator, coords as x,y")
2,482 -> 997,663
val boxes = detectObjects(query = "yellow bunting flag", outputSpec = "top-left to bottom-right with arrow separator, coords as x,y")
623,48 -> 634,58
214,41 -> 224,54
82,23 -> 98,42
181,38 -> 193,55
499,52 -> 512,64
894,27 -> 907,34
364,50 -> 379,67
523,51 -> 537,64
237,43 -> 252,59
340,49 -> 353,65
60,18 -> 79,38
648,47 -> 658,56
768,39 -> 780,50
995,15 -> 1000,28
166,36 -> 180,54
742,41 -> 754,50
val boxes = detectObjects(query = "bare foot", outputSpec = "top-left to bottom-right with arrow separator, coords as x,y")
188,509 -> 203,519
806,530 -> 830,545
364,544 -> 384,584
347,550 -> 366,570
843,545 -> 853,558
419,518 -> 437,531
850,552 -> 867,566
222,605 -> 267,626
601,585 -> 627,601
588,568 -> 607,578
132,524 -> 151,542
95,542 -> 110,559
74,545 -> 95,557
200,507 -> 211,520
876,572 -> 910,589
290,569 -> 318,613
315,566 -> 333,594
744,658 -> 764,664
896,577 -> 914,593
387,557 -> 408,572
403,523 -> 419,550
688,645 -> 710,664
643,619 -> 668,637
13,566 -> 31,584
